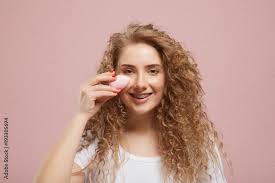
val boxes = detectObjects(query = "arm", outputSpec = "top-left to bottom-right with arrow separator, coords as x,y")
33,71 -> 118,183
33,113 -> 92,183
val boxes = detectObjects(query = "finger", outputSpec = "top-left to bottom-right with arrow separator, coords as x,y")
88,84 -> 120,93
80,71 -> 115,91
80,78 -> 116,92
89,73 -> 116,86
87,90 -> 118,100
82,84 -> 120,95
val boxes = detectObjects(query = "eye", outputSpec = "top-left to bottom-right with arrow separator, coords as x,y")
149,69 -> 159,74
122,69 -> 133,74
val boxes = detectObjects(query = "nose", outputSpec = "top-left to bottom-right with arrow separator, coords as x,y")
132,72 -> 147,92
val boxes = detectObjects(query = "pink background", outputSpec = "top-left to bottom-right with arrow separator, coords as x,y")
1,0 -> 274,182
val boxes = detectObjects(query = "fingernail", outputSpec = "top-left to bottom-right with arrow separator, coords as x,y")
113,88 -> 120,92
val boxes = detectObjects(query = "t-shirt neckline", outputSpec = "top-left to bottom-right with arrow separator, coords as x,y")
118,144 -> 161,163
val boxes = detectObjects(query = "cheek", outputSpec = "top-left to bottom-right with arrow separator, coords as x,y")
152,78 -> 165,91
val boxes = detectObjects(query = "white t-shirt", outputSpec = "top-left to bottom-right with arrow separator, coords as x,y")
74,139 -> 227,183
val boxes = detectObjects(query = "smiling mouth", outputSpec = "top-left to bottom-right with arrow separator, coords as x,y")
129,93 -> 153,99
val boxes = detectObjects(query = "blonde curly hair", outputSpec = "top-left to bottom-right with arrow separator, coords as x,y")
73,22 -> 232,183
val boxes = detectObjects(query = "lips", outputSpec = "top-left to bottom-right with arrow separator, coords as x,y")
130,93 -> 152,99
129,93 -> 152,104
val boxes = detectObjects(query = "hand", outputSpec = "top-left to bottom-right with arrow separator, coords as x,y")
78,71 -> 120,118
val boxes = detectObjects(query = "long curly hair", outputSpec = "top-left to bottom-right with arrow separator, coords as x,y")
73,22 -> 232,183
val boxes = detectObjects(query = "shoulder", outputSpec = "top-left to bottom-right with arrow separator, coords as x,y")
73,138 -> 99,169
205,143 -> 227,183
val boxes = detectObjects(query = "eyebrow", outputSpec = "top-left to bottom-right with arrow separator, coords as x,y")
120,64 -> 162,68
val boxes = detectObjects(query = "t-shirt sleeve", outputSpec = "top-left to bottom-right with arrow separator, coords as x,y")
205,144 -> 228,183
73,139 -> 98,169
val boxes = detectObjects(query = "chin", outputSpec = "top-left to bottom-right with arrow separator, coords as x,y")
128,107 -> 155,115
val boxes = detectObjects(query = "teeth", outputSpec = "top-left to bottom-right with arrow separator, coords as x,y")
132,93 -> 151,99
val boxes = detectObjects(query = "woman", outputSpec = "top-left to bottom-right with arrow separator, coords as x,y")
33,22 -> 230,183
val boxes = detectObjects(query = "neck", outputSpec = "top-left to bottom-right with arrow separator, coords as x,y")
125,110 -> 156,134
119,110 -> 160,156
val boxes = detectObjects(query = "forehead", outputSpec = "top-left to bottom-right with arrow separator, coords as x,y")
117,43 -> 162,67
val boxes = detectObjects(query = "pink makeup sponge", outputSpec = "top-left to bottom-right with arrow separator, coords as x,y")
109,75 -> 130,90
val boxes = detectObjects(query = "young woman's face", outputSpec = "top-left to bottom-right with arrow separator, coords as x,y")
116,43 -> 165,115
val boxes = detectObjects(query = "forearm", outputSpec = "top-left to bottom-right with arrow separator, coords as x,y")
33,113 -> 91,183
